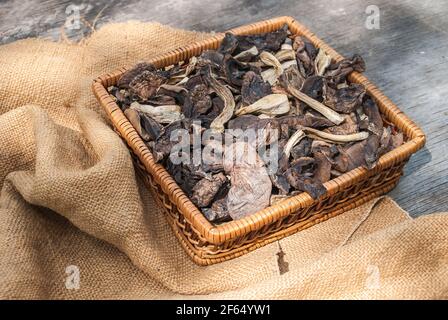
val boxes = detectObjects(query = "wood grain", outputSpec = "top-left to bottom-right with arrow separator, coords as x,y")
1,0 -> 446,216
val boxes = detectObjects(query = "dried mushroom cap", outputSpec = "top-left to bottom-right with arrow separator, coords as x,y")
293,36 -> 316,77
199,50 -> 225,69
218,33 -> 239,55
300,75 -> 323,100
140,113 -> 164,141
361,97 -> 384,168
325,54 -> 366,84
190,83 -> 213,115
290,137 -> 312,159
280,64 -> 304,93
191,172 -> 227,208
225,142 -> 272,220
323,82 -> 366,114
129,70 -> 169,100
286,82 -> 345,125
117,62 -> 156,88
285,163 -> 327,200
151,120 -> 188,163
234,46 -> 259,61
223,54 -> 253,86
313,151 -> 332,183
278,114 -> 334,129
241,71 -> 272,105
325,114 -> 359,135
334,140 -> 368,172
233,24 -> 288,54
202,198 -> 231,223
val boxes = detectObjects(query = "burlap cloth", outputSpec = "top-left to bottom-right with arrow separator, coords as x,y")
0,22 -> 447,300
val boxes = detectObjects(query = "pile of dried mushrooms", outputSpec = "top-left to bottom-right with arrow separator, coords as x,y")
108,25 -> 404,224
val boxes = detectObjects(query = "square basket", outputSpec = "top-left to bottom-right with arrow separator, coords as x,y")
92,16 -> 425,265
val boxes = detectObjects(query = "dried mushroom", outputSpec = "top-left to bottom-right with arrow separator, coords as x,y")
241,71 -> 272,105
191,172 -> 227,208
323,82 -> 366,114
235,94 -> 290,117
109,25 -> 404,224
129,70 -> 169,100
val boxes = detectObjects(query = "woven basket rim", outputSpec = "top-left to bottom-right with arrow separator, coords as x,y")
92,16 -> 425,245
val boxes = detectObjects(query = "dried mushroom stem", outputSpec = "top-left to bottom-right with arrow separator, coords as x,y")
208,74 -> 236,133
287,85 -> 345,125
234,46 -> 259,60
259,51 -> 283,76
303,127 -> 369,143
235,94 -> 290,116
314,49 -> 332,76
283,129 -> 305,157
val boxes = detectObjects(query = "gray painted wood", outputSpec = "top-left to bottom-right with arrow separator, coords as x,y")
1,0 -> 447,217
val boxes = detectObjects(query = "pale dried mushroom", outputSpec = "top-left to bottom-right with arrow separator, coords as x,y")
130,102 -> 183,124
109,25 -> 404,224
235,94 -> 290,116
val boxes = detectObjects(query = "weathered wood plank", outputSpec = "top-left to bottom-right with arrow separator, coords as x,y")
1,0 -> 447,216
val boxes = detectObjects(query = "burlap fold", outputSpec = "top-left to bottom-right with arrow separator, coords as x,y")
0,22 -> 447,300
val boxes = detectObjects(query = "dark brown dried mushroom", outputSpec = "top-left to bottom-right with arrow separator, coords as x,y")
151,120 -> 188,163
117,62 -> 156,88
293,36 -> 315,77
333,140 -> 368,172
325,54 -> 366,84
323,82 -> 366,114
191,172 -> 227,207
290,137 -> 312,159
129,70 -> 169,100
218,33 -> 239,55
285,157 -> 327,199
223,54 -> 253,86
202,198 -> 231,223
362,97 -> 384,168
190,84 -> 213,116
235,24 -> 288,54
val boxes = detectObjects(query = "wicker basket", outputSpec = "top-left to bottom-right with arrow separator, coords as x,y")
92,16 -> 425,265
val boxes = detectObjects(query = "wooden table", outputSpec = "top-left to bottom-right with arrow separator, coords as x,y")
1,0 -> 446,216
